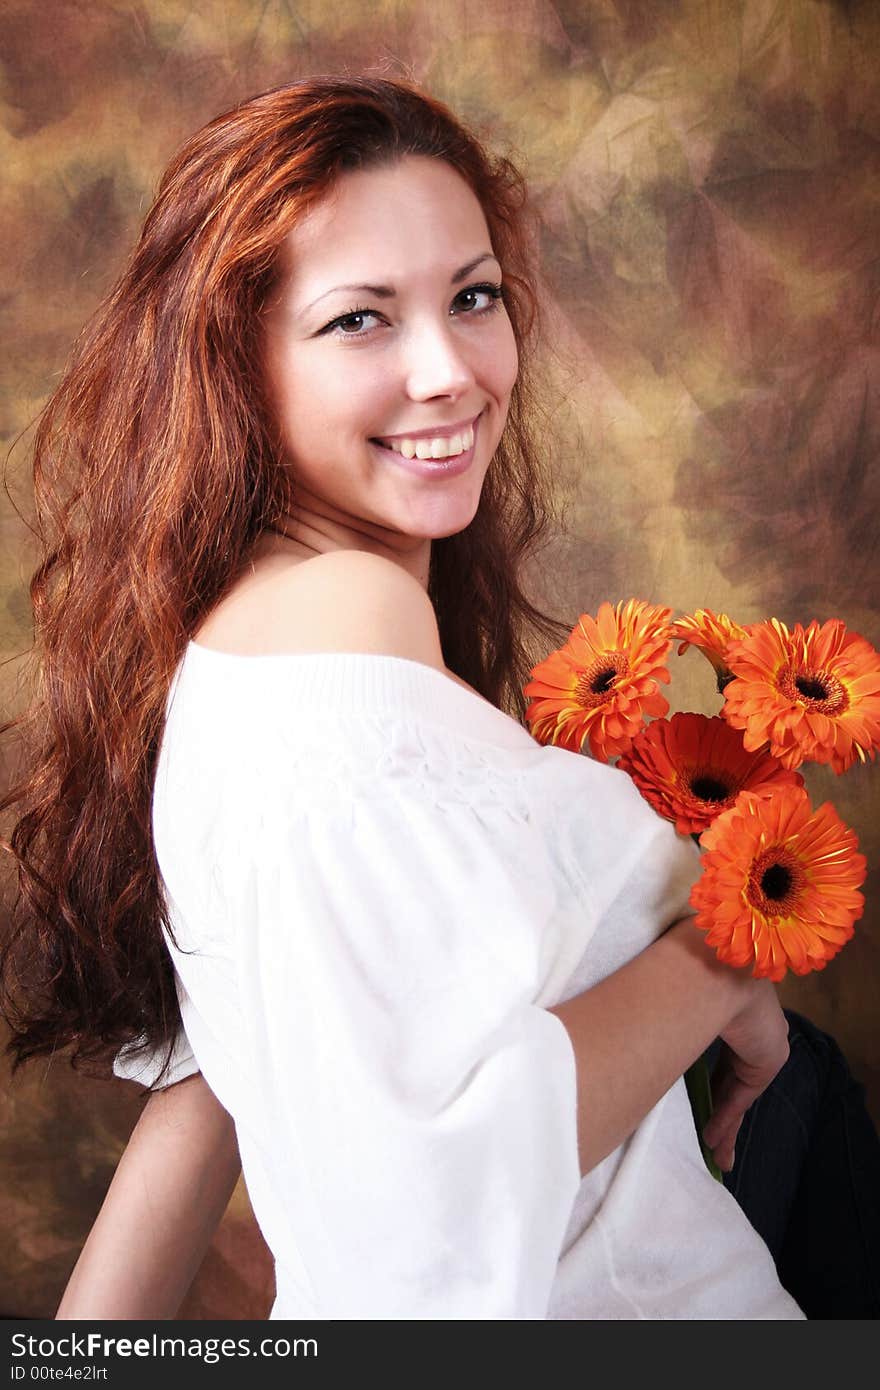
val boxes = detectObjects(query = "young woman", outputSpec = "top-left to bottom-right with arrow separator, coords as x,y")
4,74 -> 866,1320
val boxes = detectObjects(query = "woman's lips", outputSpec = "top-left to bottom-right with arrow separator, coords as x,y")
370,411 -> 481,479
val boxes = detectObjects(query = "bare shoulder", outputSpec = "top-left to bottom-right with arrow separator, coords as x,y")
278,551 -> 443,663
195,548 -> 445,670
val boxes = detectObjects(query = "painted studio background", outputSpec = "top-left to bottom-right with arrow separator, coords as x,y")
2,0 -> 878,1318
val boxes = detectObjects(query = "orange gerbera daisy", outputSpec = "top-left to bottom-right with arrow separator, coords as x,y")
722,618 -> 880,774
617,713 -> 802,835
669,609 -> 748,691
689,785 -> 866,981
523,599 -> 672,762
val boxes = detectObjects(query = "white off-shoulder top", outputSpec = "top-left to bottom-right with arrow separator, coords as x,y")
114,642 -> 804,1320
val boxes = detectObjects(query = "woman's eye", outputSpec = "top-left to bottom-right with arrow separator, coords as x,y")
325,308 -> 382,337
453,283 -> 504,315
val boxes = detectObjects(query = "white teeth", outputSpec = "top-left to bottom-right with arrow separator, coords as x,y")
430,434 -> 462,459
380,422 -> 475,460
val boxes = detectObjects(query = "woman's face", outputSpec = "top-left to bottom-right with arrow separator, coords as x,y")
261,155 -> 519,550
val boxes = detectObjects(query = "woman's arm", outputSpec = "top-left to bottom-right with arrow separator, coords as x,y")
547,915 -> 789,1178
56,1072 -> 240,1320
53,928 -> 781,1321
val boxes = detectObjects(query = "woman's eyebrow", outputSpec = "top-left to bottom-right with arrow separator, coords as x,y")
303,253 -> 500,312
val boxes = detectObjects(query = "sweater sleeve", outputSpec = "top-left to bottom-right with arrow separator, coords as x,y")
229,766 -> 582,1320
554,758 -> 705,994
112,1023 -> 199,1088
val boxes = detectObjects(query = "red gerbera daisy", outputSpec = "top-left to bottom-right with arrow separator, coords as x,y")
689,785 -> 866,981
617,712 -> 802,834
523,599 -> 672,762
722,618 -> 880,773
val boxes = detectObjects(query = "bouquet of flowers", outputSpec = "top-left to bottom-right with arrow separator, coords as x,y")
522,602 -> 880,1174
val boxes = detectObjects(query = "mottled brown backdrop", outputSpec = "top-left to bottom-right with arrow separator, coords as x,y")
2,0 -> 878,1319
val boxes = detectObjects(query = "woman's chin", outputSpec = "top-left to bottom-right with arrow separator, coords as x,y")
402,491 -> 484,541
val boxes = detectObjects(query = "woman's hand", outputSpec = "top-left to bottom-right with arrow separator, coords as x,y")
702,981 -> 791,1173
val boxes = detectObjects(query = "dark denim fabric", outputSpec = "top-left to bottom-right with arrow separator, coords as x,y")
705,1009 -> 880,1319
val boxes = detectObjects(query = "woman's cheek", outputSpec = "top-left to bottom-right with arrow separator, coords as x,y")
496,320 -> 519,395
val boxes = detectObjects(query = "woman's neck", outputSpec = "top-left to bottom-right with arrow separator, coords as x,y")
259,516 -> 432,590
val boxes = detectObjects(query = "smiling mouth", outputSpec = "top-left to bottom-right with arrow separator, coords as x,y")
369,414 -> 479,461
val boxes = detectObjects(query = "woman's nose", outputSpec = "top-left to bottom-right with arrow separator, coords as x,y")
403,320 -> 476,401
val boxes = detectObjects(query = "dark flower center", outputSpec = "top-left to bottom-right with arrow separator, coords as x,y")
575,652 -> 630,709
591,667 -> 618,694
778,664 -> 848,716
760,863 -> 792,900
690,775 -> 731,803
746,847 -> 804,917
795,675 -> 828,701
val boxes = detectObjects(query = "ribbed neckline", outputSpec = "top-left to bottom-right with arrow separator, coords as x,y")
180,641 -> 536,752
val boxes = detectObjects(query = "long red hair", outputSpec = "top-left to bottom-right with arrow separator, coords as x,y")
1,75 -> 573,1082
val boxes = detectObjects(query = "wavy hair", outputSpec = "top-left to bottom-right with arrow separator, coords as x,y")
0,74 -> 574,1082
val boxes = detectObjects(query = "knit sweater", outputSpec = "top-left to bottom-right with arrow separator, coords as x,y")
115,641 -> 804,1320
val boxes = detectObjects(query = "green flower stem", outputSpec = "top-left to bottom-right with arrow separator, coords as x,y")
684,1053 -> 724,1183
